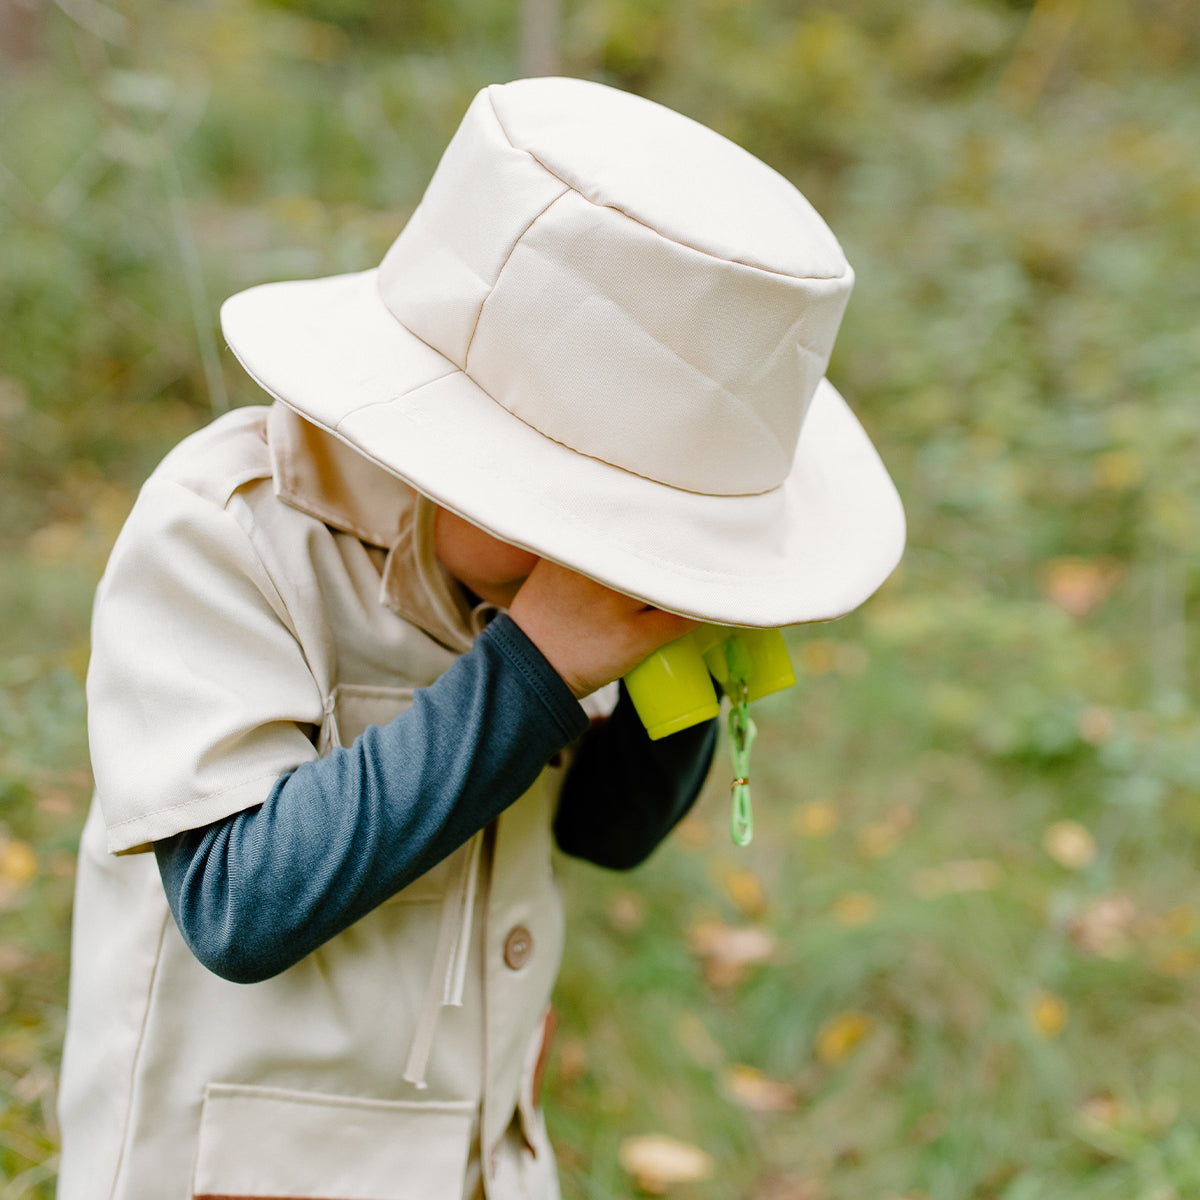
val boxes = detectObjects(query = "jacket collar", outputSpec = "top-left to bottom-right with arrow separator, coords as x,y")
267,402 -> 493,652
268,399 -> 412,548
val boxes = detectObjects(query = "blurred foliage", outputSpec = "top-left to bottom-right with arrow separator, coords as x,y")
2,0 -> 1199,1197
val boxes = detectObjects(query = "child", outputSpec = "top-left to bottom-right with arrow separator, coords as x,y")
57,77 -> 904,1200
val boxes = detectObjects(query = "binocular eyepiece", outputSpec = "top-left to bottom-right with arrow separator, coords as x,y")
625,626 -> 795,740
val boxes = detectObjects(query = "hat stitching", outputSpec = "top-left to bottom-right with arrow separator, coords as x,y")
335,359 -> 718,497
486,88 -> 848,285
233,278 -> 854,585
460,227 -> 801,491
394,397 -> 792,585
336,311 -> 788,501
458,184 -> 569,370
384,92 -> 848,492
291,376 -> 898,624
363,223 -> 788,496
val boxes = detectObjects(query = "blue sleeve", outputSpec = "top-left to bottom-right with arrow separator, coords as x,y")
156,616 -> 717,984
155,615 -> 587,984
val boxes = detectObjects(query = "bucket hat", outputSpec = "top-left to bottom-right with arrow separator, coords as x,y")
221,76 -> 904,627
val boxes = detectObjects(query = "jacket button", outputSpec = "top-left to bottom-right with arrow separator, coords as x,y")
503,925 -> 533,970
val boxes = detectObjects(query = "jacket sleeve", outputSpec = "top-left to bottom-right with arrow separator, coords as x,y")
554,684 -> 717,870
155,615 -> 588,984
88,475 -> 329,853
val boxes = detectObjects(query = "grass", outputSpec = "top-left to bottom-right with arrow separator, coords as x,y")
548,605 -> 1200,1199
2,0 -> 1199,1196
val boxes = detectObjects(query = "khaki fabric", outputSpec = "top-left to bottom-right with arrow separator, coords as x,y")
58,404 -> 566,1200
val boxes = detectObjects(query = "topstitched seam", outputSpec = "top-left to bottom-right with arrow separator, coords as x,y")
483,87 -> 849,285
461,183 -> 570,369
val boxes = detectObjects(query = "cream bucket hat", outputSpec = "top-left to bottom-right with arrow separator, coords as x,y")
221,76 -> 904,627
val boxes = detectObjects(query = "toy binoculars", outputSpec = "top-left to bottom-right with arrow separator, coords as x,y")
625,625 -> 796,740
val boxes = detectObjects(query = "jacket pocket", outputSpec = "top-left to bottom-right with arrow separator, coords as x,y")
192,1082 -> 475,1200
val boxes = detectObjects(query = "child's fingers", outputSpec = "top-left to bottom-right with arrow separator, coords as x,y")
509,561 -> 697,698
632,605 -> 697,648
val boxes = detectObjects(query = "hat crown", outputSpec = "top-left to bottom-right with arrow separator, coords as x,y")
379,77 -> 853,497
494,79 -> 848,282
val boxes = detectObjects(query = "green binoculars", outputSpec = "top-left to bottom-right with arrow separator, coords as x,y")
625,626 -> 796,740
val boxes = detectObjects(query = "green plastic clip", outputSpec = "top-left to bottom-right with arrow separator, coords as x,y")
724,637 -> 758,846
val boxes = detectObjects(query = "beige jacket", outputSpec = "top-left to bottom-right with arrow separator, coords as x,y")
58,403 -> 571,1200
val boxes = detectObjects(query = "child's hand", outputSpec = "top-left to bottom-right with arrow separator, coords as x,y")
509,560 -> 697,699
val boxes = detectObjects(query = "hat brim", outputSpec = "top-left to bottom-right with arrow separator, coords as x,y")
221,269 -> 904,628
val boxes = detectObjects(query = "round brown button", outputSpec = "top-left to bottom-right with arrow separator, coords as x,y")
503,925 -> 534,970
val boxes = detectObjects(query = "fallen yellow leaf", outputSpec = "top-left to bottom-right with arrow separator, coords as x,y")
858,822 -> 899,859
607,890 -> 646,933
618,1134 -> 714,1194
1042,557 -> 1121,617
27,521 -> 86,565
797,638 -> 870,677
832,892 -> 877,927
1153,946 -> 1199,978
1043,820 -> 1097,870
798,639 -> 837,675
689,920 -> 777,987
795,801 -> 838,839
1067,894 -> 1135,958
1092,449 -> 1145,491
0,839 -> 38,888
720,868 -> 767,918
1028,990 -> 1069,1038
723,1064 -> 799,1113
1076,1092 -> 1122,1131
814,1011 -> 872,1064
1163,907 -> 1198,939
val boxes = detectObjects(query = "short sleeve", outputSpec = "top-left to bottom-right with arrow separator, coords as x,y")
88,476 -> 324,853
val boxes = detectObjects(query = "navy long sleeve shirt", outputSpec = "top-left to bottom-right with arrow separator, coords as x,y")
156,615 -> 716,983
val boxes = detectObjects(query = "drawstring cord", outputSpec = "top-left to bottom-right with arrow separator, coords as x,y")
403,831 -> 483,1088
324,687 -> 483,1089
320,693 -> 342,756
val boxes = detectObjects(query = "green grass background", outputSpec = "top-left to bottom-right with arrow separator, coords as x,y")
1,0 -> 1199,1196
